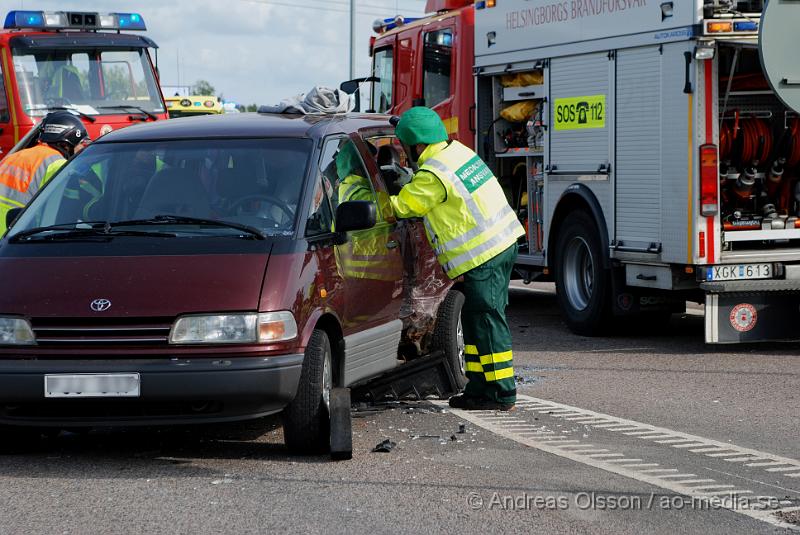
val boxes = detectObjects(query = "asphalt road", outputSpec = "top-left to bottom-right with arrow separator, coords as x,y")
0,283 -> 798,534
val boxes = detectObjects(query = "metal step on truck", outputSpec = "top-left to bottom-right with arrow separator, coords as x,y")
363,0 -> 800,343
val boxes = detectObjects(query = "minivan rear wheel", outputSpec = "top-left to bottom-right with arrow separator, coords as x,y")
282,329 -> 332,454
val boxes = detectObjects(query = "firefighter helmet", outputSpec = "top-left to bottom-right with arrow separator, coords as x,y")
39,111 -> 89,149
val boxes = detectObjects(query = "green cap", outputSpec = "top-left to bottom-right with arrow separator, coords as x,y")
335,141 -> 361,180
395,107 -> 448,146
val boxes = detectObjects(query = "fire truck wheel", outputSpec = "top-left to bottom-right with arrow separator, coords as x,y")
554,211 -> 612,336
432,289 -> 467,391
282,329 -> 332,454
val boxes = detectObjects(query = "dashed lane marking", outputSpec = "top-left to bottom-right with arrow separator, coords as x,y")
435,395 -> 800,531
513,396 -> 800,480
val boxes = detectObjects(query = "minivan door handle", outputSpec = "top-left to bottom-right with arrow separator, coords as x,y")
386,240 -> 399,249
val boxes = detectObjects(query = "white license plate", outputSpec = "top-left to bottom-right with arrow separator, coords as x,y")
708,263 -> 772,282
44,373 -> 140,398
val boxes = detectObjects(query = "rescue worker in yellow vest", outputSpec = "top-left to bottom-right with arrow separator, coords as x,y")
335,141 -> 373,204
390,107 -> 525,411
0,111 -> 91,233
334,140 -> 400,283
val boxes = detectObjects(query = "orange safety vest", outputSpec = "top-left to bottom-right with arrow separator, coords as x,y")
0,144 -> 64,233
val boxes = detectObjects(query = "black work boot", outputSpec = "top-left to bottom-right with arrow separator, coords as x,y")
448,394 -> 515,412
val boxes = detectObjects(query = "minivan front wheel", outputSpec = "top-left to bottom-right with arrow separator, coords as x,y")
432,289 -> 467,391
282,329 -> 332,454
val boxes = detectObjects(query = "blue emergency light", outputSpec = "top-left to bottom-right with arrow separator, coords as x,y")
4,10 -> 147,31
733,21 -> 759,32
372,16 -> 420,33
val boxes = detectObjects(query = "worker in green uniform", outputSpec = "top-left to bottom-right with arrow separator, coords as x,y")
389,107 -> 525,411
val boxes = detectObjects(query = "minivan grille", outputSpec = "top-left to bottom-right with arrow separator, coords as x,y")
31,317 -> 173,346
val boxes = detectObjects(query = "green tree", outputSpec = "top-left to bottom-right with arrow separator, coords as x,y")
191,79 -> 216,96
245,104 -> 258,112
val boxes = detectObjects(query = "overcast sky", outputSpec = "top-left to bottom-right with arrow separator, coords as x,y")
19,0 -> 428,106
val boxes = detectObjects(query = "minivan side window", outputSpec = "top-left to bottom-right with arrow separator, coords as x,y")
364,134 -> 409,191
320,137 -> 378,214
422,28 -> 453,108
305,174 -> 334,237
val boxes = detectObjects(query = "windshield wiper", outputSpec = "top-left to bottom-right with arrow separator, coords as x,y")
111,215 -> 266,240
97,105 -> 157,121
9,221 -> 175,242
39,106 -> 97,123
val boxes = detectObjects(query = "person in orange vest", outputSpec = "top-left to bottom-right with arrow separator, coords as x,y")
0,111 -> 90,233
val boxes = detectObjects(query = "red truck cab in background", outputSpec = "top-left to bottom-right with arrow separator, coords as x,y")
369,0 -> 475,147
0,10 -> 167,157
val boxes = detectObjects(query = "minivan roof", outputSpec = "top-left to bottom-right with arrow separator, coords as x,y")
96,112 -> 393,143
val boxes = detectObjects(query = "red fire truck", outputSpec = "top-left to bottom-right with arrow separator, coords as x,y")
367,1 -> 475,145
365,0 -> 800,344
0,9 -> 167,157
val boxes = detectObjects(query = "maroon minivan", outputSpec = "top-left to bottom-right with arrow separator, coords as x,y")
0,113 -> 464,453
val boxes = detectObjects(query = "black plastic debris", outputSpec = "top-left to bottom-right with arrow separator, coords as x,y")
330,388 -> 352,461
458,423 -> 466,434
372,439 -> 397,453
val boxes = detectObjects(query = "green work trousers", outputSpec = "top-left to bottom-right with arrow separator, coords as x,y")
461,243 -> 518,404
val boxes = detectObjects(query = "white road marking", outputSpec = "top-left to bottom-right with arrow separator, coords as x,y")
510,396 -> 800,480
434,395 -> 800,531
746,461 -> 790,467
704,467 -> 800,496
689,447 -> 732,453
766,466 -> 800,473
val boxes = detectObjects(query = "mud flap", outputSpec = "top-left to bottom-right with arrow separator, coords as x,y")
610,267 -> 684,316
329,388 -> 352,461
703,280 -> 800,343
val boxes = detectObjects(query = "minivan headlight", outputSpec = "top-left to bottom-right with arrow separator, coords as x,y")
169,312 -> 297,345
0,317 -> 36,345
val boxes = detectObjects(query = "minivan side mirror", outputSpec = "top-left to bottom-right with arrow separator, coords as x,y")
336,201 -> 377,233
340,77 -> 379,113
5,207 -> 22,230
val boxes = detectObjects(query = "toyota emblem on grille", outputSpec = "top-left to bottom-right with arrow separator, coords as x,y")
90,299 -> 112,312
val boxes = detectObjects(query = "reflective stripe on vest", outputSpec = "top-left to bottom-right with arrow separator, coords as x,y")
419,142 -> 524,278
0,146 -> 63,201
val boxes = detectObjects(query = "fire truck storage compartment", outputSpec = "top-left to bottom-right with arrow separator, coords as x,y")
717,42 -> 800,252
478,68 -> 545,257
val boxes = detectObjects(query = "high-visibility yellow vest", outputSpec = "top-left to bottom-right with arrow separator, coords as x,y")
418,141 -> 524,278
0,145 -> 64,233
334,174 -> 401,281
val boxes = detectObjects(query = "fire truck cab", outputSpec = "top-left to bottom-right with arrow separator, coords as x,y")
369,0 -> 475,145
0,10 -> 167,157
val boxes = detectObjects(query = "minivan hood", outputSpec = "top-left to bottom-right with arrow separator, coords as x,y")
0,253 -> 270,318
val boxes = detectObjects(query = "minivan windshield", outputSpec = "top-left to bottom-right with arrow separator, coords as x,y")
11,47 -> 164,118
10,138 -> 312,239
